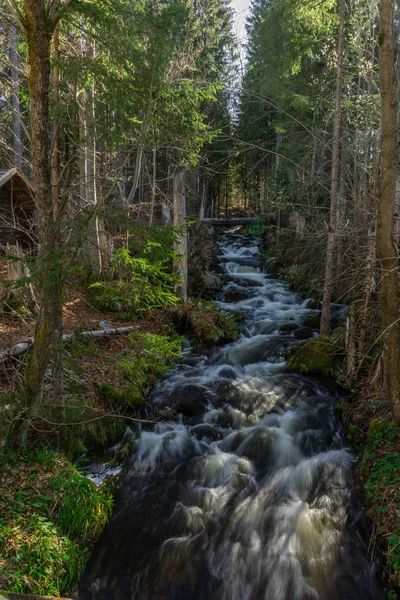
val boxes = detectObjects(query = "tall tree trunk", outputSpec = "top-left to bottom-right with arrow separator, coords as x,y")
22,0 -> 64,443
377,0 -> 400,423
10,21 -> 22,169
149,145 -> 157,225
320,0 -> 346,335
85,81 -> 102,277
173,172 -> 188,301
52,24 -> 61,214
310,137 -> 317,184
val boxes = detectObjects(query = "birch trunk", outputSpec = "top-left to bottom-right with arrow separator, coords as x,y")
173,172 -> 188,301
320,0 -> 345,335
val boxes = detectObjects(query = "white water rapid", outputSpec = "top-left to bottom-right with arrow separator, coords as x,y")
79,231 -> 383,600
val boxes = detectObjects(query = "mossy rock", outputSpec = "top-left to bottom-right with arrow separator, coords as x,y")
286,335 -> 335,375
293,326 -> 314,340
333,398 -> 349,418
303,314 -> 321,329
224,289 -> 248,303
170,300 -> 239,347
279,323 -> 299,334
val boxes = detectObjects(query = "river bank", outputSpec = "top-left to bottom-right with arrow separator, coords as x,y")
262,225 -> 400,599
0,224 -> 240,597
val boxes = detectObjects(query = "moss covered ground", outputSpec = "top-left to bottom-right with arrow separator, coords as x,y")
0,451 -> 112,596
345,395 -> 400,598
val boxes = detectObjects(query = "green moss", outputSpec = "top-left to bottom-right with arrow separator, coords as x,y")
170,299 -> 239,347
116,333 -> 183,405
333,398 -> 349,418
0,451 -> 112,595
63,397 -> 127,455
99,382 -> 142,407
286,335 -> 335,375
98,334 -> 183,410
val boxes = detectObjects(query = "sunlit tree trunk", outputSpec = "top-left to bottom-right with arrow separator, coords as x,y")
20,1 -> 63,443
10,21 -> 22,169
320,0 -> 346,335
173,172 -> 188,301
377,0 -> 400,423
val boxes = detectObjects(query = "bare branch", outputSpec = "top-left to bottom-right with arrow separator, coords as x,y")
4,0 -> 28,34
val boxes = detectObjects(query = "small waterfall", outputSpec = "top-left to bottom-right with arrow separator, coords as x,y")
79,232 -> 383,600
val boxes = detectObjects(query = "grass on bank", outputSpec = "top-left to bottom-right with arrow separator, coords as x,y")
0,450 -> 113,596
345,395 -> 400,598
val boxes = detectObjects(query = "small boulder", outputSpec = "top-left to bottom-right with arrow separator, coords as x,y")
167,384 -> 211,417
219,367 -> 238,380
190,424 -> 223,441
286,335 -> 335,375
224,289 -> 249,303
303,315 -> 321,329
203,273 -> 223,291
294,326 -> 314,340
279,323 -> 299,334
307,298 -> 320,310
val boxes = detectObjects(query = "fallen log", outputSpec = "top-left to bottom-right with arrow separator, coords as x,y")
0,325 -> 139,364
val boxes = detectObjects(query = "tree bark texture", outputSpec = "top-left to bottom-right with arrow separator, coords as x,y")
10,21 -> 22,169
173,172 -> 188,301
320,0 -> 345,335
22,0 -> 64,442
377,0 -> 400,424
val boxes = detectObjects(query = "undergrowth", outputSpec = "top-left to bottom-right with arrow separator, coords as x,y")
170,299 -> 239,347
0,450 -> 112,596
100,332 -> 183,407
87,244 -> 180,317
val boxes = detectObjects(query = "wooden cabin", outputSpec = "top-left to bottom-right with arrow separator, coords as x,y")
0,167 -> 36,254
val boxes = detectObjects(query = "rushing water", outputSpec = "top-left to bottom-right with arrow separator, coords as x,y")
79,232 -> 383,600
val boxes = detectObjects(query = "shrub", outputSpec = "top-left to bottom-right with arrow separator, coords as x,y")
87,246 -> 180,317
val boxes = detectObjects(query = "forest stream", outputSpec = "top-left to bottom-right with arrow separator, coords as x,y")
79,231 -> 384,600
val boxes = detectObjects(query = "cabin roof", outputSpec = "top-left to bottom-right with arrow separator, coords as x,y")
0,167 -> 35,200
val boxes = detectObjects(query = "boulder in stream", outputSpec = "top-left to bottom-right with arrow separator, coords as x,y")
286,335 -> 336,375
293,326 -> 314,340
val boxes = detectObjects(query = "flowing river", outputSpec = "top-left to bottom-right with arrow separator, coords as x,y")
79,231 -> 383,600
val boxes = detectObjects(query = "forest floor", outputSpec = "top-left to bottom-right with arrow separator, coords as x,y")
0,224 -> 237,597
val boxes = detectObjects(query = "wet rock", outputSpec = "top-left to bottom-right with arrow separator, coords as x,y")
293,326 -> 314,340
303,314 -> 321,329
218,367 -> 237,380
190,424 -> 223,441
279,323 -> 299,334
286,335 -> 335,375
224,289 -> 249,303
234,278 -> 263,288
203,272 -> 223,291
236,428 -> 273,471
307,298 -> 320,309
167,384 -> 211,416
178,354 -> 207,367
